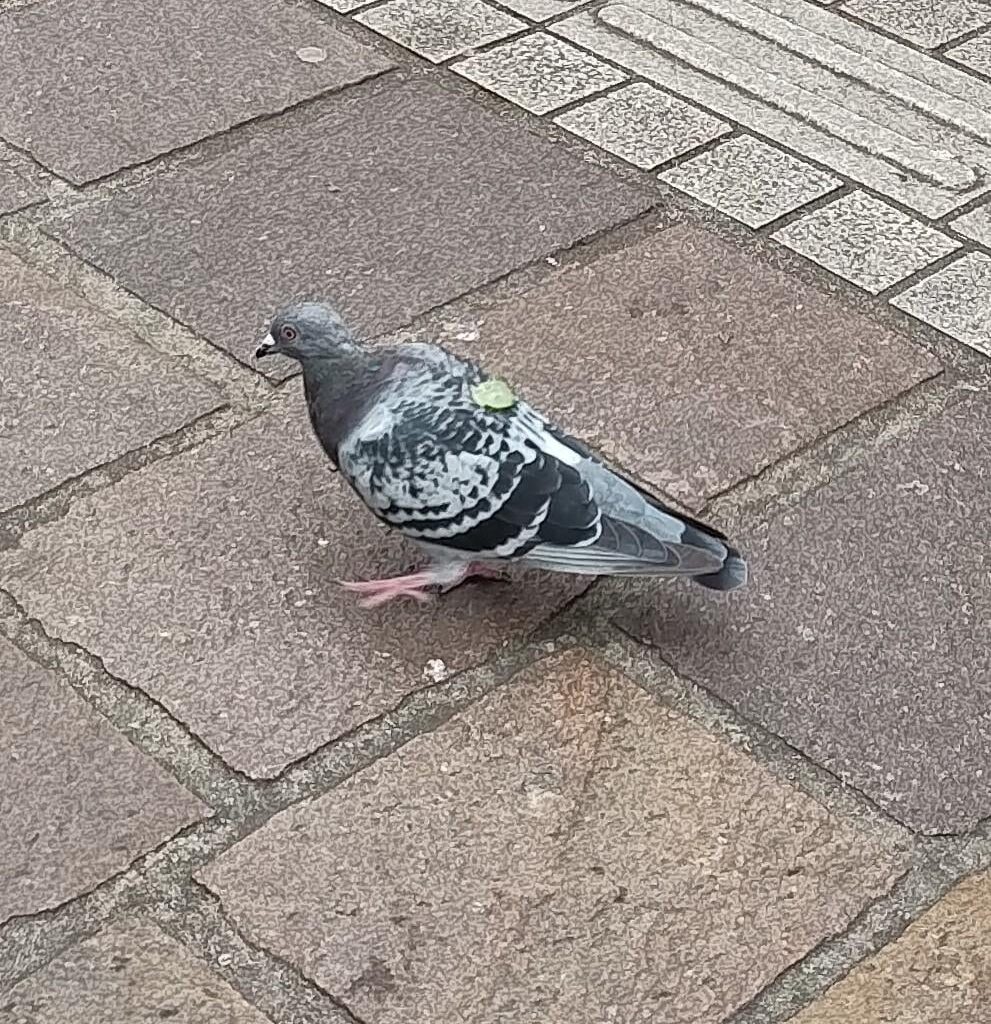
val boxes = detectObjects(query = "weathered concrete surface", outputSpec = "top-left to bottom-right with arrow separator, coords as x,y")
438,222 -> 940,507
0,0 -> 393,183
0,144 -> 45,215
0,401 -> 586,777
619,392 -> 991,833
0,922 -> 272,1022
0,639 -> 206,924
45,74 -> 653,376
791,869 -> 991,1023
0,250 -> 223,511
199,651 -> 906,1024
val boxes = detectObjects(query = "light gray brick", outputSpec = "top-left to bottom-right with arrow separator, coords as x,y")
772,191 -> 960,293
844,0 -> 991,48
355,0 -> 524,63
946,32 -> 991,76
950,202 -> 991,247
660,135 -> 841,227
555,82 -> 729,168
452,32 -> 626,114
892,252 -> 991,356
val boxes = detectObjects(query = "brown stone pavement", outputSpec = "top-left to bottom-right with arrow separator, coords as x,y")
1,1 -> 991,1022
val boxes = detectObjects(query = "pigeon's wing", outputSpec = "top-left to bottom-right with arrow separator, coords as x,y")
338,375 -> 602,558
510,408 -> 729,576
338,371 -> 730,578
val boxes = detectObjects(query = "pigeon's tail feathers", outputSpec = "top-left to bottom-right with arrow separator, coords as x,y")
522,513 -> 726,578
578,456 -> 748,589
691,545 -> 748,591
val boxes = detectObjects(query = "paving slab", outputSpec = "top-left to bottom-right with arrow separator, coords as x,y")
499,0 -> 585,18
0,401 -> 585,778
892,251 -> 991,357
45,74 -> 651,379
0,639 -> 206,924
199,650 -> 906,1024
618,392 -> 991,833
791,870 -> 991,1023
772,191 -> 960,294
950,201 -> 991,247
453,32 -> 627,113
0,249 -> 223,512
0,921 -> 271,1022
660,135 -> 842,228
355,0 -> 525,63
946,30 -> 991,76
0,0 -> 392,184
554,3 -> 991,218
554,82 -> 730,169
315,0 -> 368,11
843,0 -> 991,48
436,222 -> 938,507
0,144 -> 45,215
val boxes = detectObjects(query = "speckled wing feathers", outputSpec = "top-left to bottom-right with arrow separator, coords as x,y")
335,341 -> 740,582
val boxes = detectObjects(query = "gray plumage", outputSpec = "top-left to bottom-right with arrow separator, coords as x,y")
256,302 -> 747,592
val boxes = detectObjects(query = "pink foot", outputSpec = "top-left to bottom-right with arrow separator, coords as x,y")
339,562 -> 508,609
339,572 -> 439,609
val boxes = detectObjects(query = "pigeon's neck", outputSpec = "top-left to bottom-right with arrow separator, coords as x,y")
300,349 -> 388,461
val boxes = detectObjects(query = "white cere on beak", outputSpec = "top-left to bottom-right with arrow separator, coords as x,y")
258,332 -> 276,351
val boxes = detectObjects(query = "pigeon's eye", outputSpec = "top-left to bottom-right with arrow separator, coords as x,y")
280,325 -> 298,343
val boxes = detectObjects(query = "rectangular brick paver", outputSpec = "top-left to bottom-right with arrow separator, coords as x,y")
45,74 -> 652,377
0,0 -> 392,183
198,651 -> 906,1024
791,870 -> 991,1023
438,222 -> 939,508
0,249 -> 223,512
619,392 -> 991,833
0,402 -> 586,778
0,922 -> 272,1022
0,639 -> 206,924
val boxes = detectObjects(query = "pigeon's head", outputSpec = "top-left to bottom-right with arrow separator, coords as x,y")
255,302 -> 357,364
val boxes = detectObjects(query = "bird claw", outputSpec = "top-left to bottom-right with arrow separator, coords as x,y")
338,562 -> 511,608
338,575 -> 437,609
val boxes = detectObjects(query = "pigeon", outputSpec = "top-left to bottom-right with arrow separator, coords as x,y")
256,302 -> 747,608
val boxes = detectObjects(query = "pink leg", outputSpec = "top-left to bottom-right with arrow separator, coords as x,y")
339,563 -> 470,609
339,562 -> 507,608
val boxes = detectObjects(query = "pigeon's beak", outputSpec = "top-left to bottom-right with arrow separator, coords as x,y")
255,332 -> 278,359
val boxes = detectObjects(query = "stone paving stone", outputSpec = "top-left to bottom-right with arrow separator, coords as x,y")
355,0 -> 525,63
950,200 -> 991,247
0,921 -> 271,1023
0,143 -> 45,215
772,191 -> 960,293
0,402 -> 586,778
892,251 -> 991,357
843,0 -> 991,48
452,32 -> 626,114
791,870 -> 991,1023
0,639 -> 206,924
660,135 -> 842,227
554,82 -> 730,169
0,0 -> 392,185
555,4 -> 991,218
946,31 -> 991,76
619,391 -> 991,833
199,650 -> 906,1024
315,0 -> 368,11
434,222 -> 939,507
0,249 -> 223,512
499,0 -> 585,17
46,75 -> 650,379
